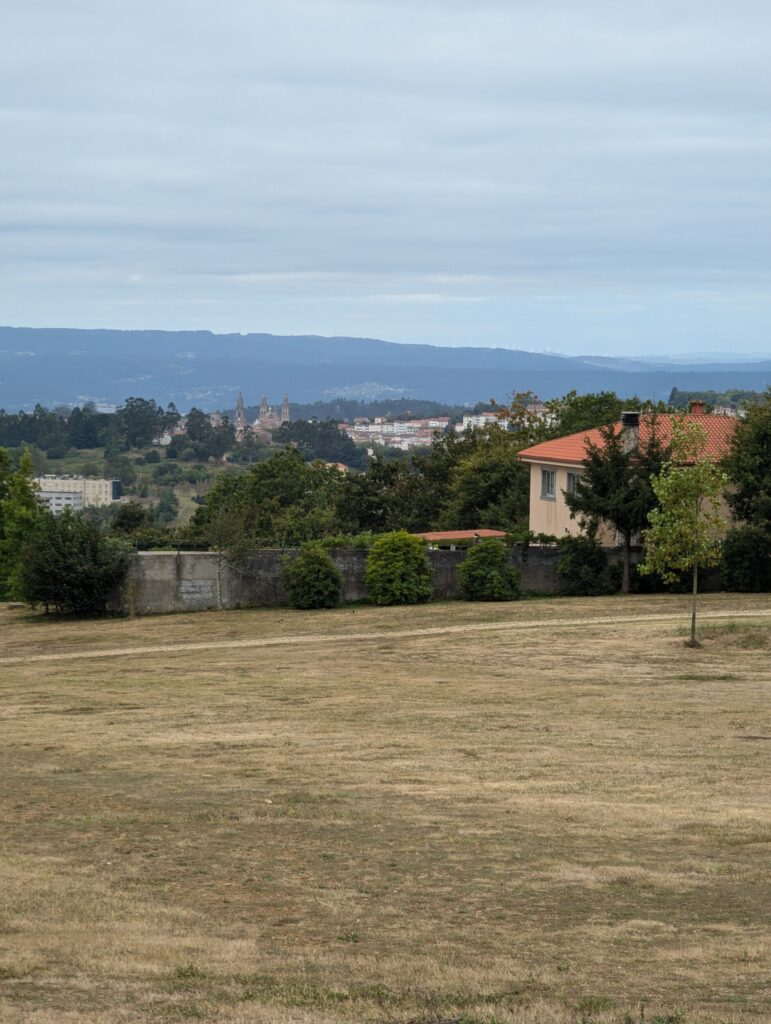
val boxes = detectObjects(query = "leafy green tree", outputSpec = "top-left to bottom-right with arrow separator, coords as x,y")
16,510 -> 129,615
337,455 -> 428,533
116,397 -> 165,448
459,539 -> 520,601
491,390 -> 549,445
556,535 -> 617,596
67,405 -> 102,448
192,448 -> 345,549
283,542 -> 343,609
494,389 -> 641,445
105,454 -> 136,488
0,449 -> 43,597
231,432 -> 269,465
0,447 -> 11,591
163,402 -> 181,432
720,524 -> 771,593
439,426 -> 529,531
723,387 -> 771,530
669,387 -> 763,412
364,531 -> 433,605
112,500 -> 153,535
546,390 -> 637,437
640,419 -> 728,647
273,419 -> 367,469
565,418 -> 670,593
154,487 -> 180,524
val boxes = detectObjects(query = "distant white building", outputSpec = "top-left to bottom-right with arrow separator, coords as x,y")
339,416 -> 450,450
35,475 -> 121,515
455,412 -> 499,432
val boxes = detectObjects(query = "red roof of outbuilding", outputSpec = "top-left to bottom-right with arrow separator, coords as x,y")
517,413 -> 736,467
413,529 -> 508,541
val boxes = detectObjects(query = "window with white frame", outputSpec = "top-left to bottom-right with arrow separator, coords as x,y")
541,469 -> 556,499
566,471 -> 581,494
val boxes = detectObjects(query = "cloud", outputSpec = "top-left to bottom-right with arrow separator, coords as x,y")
0,0 -> 769,354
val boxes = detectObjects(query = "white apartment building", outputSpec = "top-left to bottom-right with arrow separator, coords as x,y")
35,475 -> 121,515
454,412 -> 499,432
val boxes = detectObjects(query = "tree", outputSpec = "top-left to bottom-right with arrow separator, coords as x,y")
283,542 -> 342,609
721,524 -> 771,593
364,531 -> 433,605
546,390 -> 637,437
337,455 -> 429,533
459,539 -> 520,601
16,510 -> 129,615
0,449 -> 43,598
272,419 -> 367,469
439,426 -> 529,532
154,487 -> 180,524
112,500 -> 153,535
494,389 -> 642,445
555,535 -> 617,596
640,419 -> 728,647
723,387 -> 771,530
192,448 -> 346,549
116,397 -> 165,448
565,417 -> 670,593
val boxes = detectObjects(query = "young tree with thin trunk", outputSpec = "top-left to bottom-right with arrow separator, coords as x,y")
640,419 -> 727,647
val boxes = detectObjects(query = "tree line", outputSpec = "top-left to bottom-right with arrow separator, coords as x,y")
1,387 -> 768,615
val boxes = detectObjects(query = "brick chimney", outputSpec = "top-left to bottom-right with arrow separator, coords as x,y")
689,399 -> 706,416
620,411 -> 640,452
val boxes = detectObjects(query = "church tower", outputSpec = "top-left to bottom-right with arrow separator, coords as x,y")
281,394 -> 290,424
259,394 -> 269,421
234,391 -> 246,440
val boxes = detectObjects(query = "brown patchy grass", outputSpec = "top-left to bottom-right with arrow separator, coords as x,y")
0,593 -> 769,1024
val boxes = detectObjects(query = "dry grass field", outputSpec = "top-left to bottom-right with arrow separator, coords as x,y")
1,593 -> 769,1024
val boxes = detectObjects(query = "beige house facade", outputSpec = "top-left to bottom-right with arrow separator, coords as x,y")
517,404 -> 737,543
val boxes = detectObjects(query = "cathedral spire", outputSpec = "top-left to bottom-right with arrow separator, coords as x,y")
234,391 -> 246,439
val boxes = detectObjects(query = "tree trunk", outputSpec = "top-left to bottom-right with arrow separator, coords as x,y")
688,561 -> 699,647
622,533 -> 631,594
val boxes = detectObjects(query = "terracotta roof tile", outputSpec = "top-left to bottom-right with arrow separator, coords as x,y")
516,413 -> 736,466
413,529 -> 508,541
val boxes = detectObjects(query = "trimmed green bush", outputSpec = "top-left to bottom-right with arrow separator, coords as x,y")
459,539 -> 521,601
364,531 -> 433,606
721,525 -> 771,592
556,535 -> 617,596
283,542 -> 343,609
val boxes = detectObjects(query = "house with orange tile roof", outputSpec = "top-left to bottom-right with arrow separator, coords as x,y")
516,401 -> 737,542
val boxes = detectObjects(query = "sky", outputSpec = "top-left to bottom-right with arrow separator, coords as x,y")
1,0 -> 770,356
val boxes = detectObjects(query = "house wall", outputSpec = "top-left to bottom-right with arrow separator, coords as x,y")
110,545 -> 567,616
525,462 -> 734,545
525,462 -> 614,542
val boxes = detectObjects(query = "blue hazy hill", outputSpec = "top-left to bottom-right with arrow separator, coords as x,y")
0,326 -> 768,410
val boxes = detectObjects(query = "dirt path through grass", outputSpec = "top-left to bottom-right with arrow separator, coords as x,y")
1,605 -> 768,666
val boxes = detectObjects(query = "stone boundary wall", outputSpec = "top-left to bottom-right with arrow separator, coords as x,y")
113,544 -> 566,616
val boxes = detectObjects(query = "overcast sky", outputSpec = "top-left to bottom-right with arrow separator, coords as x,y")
2,0 -> 770,355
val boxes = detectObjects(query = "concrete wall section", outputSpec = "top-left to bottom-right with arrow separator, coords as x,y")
114,544 -> 584,615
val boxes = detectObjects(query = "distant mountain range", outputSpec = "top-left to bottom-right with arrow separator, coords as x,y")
1,326 -> 769,411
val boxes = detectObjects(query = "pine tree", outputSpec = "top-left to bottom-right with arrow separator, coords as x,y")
565,417 -> 669,593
